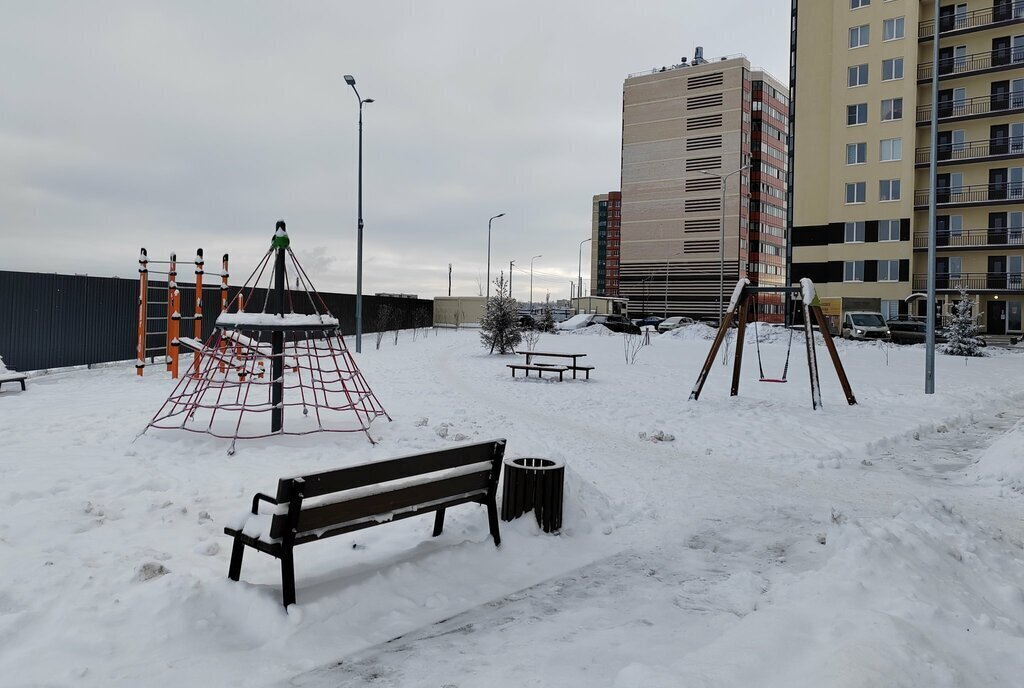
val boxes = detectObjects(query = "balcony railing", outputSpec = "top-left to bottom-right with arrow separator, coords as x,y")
917,93 -> 1024,123
913,227 -> 1024,249
912,273 -> 1024,291
919,2 -> 1024,39
918,48 -> 1024,81
914,183 -> 1024,207
915,137 -> 1024,164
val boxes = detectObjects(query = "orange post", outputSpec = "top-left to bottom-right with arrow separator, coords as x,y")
166,253 -> 177,372
137,248 -> 148,376
193,249 -> 204,375
170,289 -> 181,379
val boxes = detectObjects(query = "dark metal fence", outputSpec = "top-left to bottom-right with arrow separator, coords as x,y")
0,270 -> 431,372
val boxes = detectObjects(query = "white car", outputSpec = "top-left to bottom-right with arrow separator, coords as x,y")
657,316 -> 694,333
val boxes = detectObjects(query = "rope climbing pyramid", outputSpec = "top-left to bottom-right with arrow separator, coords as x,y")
145,221 -> 390,453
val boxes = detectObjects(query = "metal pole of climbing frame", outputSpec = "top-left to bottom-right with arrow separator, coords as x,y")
169,288 -> 181,379
166,253 -> 177,372
137,248 -> 148,376
193,249 -> 204,375
271,221 -> 287,433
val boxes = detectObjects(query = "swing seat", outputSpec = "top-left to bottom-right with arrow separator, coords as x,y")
759,377 -> 788,383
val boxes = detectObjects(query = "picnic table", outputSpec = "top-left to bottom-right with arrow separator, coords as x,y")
509,350 -> 594,380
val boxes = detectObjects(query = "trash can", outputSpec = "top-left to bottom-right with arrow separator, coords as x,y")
500,457 -> 564,533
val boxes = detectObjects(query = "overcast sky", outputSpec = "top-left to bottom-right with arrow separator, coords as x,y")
0,1 -> 789,301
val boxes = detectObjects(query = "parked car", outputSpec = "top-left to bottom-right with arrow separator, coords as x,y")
887,319 -> 946,345
840,311 -> 890,341
634,316 -> 664,329
554,313 -> 641,335
593,314 -> 642,335
657,316 -> 695,333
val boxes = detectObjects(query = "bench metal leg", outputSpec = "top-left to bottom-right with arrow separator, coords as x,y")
487,499 -> 501,547
281,549 -> 296,608
20,380 -> 25,391
432,508 -> 446,537
227,536 -> 245,581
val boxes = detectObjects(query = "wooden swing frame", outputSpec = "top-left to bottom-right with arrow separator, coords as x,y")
689,279 -> 856,410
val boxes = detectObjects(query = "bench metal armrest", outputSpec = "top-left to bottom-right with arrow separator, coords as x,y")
251,492 -> 279,514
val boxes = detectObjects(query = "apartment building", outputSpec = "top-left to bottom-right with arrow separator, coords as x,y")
791,0 -> 1024,334
618,52 -> 788,320
591,191 -> 622,297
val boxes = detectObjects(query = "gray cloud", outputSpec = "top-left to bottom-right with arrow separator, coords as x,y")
0,0 -> 789,298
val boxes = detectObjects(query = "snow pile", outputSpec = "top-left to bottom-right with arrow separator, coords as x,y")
566,324 -> 616,336
619,500 -> 1024,687
0,353 -> 7,373
969,418 -> 1024,492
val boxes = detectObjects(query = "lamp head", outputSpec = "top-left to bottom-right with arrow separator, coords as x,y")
344,74 -> 356,86
497,212 -> 505,218
364,98 -> 375,103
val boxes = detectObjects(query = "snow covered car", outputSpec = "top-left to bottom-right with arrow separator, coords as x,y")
657,316 -> 694,333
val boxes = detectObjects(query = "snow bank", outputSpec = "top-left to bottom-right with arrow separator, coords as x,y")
0,353 -> 7,374
618,500 -> 1024,687
969,418 -> 1024,491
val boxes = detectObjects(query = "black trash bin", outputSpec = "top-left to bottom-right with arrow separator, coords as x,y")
500,456 -> 565,533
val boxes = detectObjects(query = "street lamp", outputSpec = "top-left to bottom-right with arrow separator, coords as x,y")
529,254 -> 542,312
577,238 -> 592,313
343,74 -> 374,354
486,213 -> 505,299
700,164 -> 750,321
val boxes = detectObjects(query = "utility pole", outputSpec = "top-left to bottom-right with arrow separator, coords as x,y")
509,260 -> 515,298
448,263 -> 452,296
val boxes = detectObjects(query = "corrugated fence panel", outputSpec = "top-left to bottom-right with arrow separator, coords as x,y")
0,270 -> 433,372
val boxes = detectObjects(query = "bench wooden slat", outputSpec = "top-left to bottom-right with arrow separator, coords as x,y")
274,440 -> 504,502
276,471 -> 493,538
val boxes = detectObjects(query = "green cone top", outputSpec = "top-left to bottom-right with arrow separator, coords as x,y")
272,220 -> 290,249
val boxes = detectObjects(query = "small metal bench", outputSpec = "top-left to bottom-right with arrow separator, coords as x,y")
507,364 -> 568,381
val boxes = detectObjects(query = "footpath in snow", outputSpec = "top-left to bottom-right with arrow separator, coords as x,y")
1,326 -> 1023,687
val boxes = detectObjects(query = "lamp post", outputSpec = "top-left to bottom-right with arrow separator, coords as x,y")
509,259 -> 515,297
577,237 -> 592,313
925,0 -> 940,394
701,164 -> 749,322
343,74 -> 374,354
529,254 -> 542,311
486,213 -> 505,299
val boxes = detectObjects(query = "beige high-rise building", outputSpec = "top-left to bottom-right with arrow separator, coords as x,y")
618,52 -> 788,320
791,0 -> 1024,335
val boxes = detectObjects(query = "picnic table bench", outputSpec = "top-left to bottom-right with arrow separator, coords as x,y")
225,439 -> 506,607
0,371 -> 27,392
511,350 -> 594,380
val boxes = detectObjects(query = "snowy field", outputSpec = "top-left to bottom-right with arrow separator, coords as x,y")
2,325 -> 1024,687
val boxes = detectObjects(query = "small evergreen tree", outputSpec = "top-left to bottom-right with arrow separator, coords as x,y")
480,272 -> 522,354
942,287 -> 985,357
538,307 -> 556,332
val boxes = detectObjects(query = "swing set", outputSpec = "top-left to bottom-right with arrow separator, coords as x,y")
690,278 -> 857,410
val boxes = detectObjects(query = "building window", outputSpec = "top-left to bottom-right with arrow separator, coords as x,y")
879,219 -> 901,241
844,261 -> 865,282
950,215 -> 964,237
847,103 -> 868,125
845,221 -> 866,242
880,137 -> 902,161
850,24 -> 870,48
882,57 -> 904,81
847,142 -> 868,164
848,64 -> 869,87
880,179 -> 902,201
846,182 -> 867,204
948,256 -> 963,279
883,17 -> 905,41
851,0 -> 870,7
881,97 -> 903,121
878,259 -> 900,281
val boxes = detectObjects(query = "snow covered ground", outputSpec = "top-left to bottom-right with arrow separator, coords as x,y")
2,326 -> 1024,687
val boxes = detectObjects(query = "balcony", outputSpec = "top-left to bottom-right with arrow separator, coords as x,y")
917,93 -> 1024,124
918,47 -> 1024,82
913,227 -> 1024,250
912,272 -> 1024,291
919,2 -> 1024,40
914,183 -> 1024,209
915,137 -> 1024,165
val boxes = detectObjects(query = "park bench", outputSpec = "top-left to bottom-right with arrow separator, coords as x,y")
224,438 -> 507,607
506,363 -> 568,381
0,371 -> 27,392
